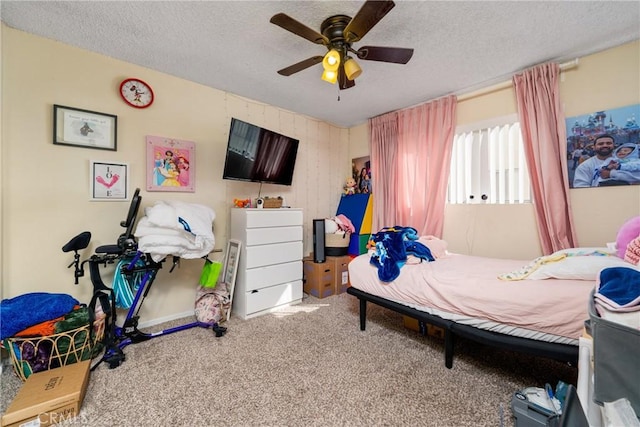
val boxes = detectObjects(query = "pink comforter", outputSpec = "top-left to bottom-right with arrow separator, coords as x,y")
348,252 -> 593,340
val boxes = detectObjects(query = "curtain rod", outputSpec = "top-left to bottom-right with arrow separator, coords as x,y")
456,58 -> 579,102
371,58 -> 580,120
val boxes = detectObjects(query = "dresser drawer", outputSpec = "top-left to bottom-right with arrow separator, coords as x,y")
244,241 -> 303,268
245,209 -> 303,228
243,261 -> 302,292
244,226 -> 302,246
243,280 -> 303,317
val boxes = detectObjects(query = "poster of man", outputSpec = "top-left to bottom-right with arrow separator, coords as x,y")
566,104 -> 640,188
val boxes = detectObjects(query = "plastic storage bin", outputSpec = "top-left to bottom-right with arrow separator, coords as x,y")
589,290 -> 640,416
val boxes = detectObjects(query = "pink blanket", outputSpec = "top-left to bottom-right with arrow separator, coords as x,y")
348,252 -> 593,340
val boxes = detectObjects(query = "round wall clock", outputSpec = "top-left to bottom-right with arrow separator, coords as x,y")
119,78 -> 154,108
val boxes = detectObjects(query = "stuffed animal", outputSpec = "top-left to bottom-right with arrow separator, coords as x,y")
616,216 -> 640,258
233,198 -> 251,208
344,177 -> 357,195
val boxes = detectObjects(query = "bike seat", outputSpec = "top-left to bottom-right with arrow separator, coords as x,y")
62,231 -> 91,252
95,244 -> 124,255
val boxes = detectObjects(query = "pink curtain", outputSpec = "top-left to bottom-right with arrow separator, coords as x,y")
369,112 -> 398,232
369,96 -> 457,237
513,63 -> 578,254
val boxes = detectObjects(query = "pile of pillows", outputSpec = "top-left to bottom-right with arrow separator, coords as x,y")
501,215 -> 640,281
616,216 -> 640,265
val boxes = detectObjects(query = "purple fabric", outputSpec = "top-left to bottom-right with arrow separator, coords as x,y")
0,292 -> 79,340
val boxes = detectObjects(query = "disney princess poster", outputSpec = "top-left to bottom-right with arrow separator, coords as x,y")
146,135 -> 195,192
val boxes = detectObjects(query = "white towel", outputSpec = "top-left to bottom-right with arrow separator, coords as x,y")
145,201 -> 215,239
134,201 -> 215,261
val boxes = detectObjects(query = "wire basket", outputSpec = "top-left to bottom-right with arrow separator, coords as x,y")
263,197 -> 283,208
2,314 -> 105,381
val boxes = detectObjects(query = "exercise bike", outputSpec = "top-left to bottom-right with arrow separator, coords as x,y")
62,188 -> 226,370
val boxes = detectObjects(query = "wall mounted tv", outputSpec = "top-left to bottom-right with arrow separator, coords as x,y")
222,118 -> 299,186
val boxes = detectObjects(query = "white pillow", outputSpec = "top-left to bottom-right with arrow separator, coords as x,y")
417,236 -> 448,259
527,254 -> 636,280
553,247 -> 616,256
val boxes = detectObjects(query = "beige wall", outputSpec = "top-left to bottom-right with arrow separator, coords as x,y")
349,40 -> 640,260
3,26 -> 639,324
1,26 -> 350,324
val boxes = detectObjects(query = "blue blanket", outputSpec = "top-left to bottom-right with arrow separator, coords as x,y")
370,226 -> 434,282
0,293 -> 79,340
596,267 -> 640,308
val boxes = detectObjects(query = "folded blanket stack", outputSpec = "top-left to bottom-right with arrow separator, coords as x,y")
0,293 -> 79,341
594,267 -> 640,329
0,293 -> 96,378
135,200 -> 216,262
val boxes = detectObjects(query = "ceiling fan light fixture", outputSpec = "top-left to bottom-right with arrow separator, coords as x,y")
321,69 -> 338,84
322,49 -> 341,71
343,57 -> 362,80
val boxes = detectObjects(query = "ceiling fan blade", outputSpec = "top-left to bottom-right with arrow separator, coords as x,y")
357,46 -> 413,64
270,13 -> 329,45
338,65 -> 356,90
344,0 -> 396,43
277,56 -> 324,76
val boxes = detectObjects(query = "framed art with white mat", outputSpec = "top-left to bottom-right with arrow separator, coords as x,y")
222,239 -> 241,321
89,160 -> 128,201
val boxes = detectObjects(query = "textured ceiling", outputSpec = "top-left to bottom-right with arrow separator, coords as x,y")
1,1 -> 639,128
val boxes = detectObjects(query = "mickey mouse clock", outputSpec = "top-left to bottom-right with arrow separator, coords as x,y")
119,78 -> 154,108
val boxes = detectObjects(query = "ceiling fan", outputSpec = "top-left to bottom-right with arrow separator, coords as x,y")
270,0 -> 414,90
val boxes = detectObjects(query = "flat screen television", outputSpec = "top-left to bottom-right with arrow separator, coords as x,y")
222,118 -> 299,186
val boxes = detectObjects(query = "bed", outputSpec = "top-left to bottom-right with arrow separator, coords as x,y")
346,234 -> 635,369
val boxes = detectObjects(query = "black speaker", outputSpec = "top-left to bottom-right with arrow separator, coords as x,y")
312,219 -> 326,263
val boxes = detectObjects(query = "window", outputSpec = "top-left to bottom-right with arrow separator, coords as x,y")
448,118 -> 531,204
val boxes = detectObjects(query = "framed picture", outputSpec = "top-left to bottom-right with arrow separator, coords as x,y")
53,104 -> 117,151
352,155 -> 372,194
90,160 -> 129,201
566,103 -> 640,188
146,135 -> 195,192
222,239 -> 241,321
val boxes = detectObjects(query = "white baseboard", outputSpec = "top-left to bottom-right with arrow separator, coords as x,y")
136,310 -> 195,329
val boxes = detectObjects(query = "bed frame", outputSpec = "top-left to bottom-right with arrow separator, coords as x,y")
347,287 -> 579,369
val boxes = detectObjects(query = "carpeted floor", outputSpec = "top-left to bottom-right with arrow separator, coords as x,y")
1,292 -> 577,426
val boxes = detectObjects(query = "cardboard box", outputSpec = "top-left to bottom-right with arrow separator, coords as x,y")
303,258 -> 335,299
402,316 -> 445,340
2,360 -> 91,427
327,255 -> 351,294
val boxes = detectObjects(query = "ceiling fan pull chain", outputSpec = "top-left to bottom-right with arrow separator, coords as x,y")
336,84 -> 341,102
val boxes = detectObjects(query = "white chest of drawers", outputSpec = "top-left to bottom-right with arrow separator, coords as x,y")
230,208 -> 303,319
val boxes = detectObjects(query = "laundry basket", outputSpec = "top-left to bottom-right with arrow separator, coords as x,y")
325,232 -> 350,256
2,314 -> 105,381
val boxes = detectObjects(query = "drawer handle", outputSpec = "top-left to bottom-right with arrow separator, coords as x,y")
251,290 -> 258,293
